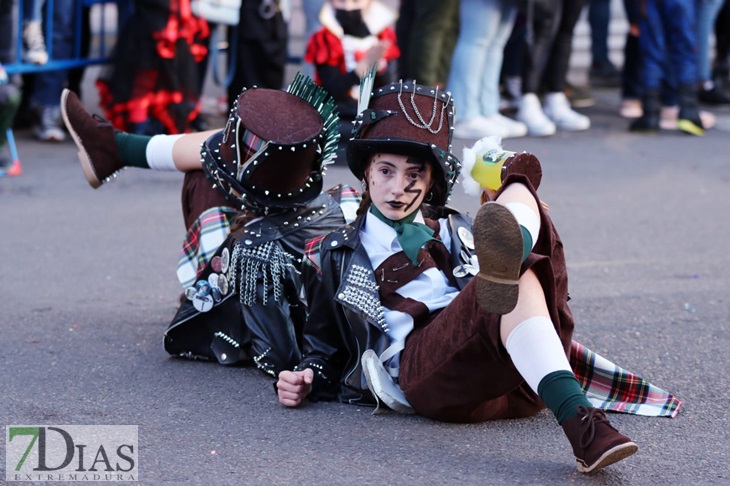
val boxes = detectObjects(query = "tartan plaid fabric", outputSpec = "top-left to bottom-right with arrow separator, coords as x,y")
570,341 -> 682,418
176,184 -> 362,289
339,185 -> 362,223
304,184 -> 361,273
177,207 -> 242,289
304,235 -> 327,274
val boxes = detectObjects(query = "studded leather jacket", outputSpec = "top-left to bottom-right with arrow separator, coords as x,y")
297,205 -> 475,405
164,185 -> 358,377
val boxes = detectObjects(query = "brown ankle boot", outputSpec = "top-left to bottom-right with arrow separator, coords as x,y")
501,152 -> 542,191
60,89 -> 124,188
561,405 -> 638,473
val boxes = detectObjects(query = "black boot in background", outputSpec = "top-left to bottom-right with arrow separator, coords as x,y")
678,83 -> 704,136
630,89 -> 660,132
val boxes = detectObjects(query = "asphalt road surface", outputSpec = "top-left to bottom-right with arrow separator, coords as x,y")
2,86 -> 729,484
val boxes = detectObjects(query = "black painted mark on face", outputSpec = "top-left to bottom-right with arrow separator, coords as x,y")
403,179 -> 422,212
367,165 -> 376,187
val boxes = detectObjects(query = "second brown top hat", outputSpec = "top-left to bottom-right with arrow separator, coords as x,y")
202,73 -> 340,212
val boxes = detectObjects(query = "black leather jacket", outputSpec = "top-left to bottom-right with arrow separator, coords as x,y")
297,205 -> 475,404
164,185 -> 354,377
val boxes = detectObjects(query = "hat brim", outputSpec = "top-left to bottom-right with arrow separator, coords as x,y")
347,138 -> 450,205
202,131 -> 324,210
347,138 -> 443,179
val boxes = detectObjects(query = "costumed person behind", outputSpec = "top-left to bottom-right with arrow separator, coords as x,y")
96,0 -> 209,135
226,0 -> 289,105
61,74 -> 361,377
277,78 -> 681,473
304,0 -> 400,145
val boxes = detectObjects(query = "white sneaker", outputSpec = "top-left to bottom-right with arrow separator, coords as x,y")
453,117 -> 508,140
543,92 -> 591,131
36,106 -> 66,142
516,93 -> 556,137
486,113 -> 527,138
23,21 -> 48,65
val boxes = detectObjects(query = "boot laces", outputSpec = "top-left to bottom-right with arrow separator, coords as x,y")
577,405 -> 616,449
92,114 -> 112,127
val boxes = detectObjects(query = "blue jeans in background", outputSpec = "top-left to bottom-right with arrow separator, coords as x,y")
638,0 -> 698,90
447,0 -> 517,120
695,0 -> 724,83
31,0 -> 75,108
588,0 -> 611,66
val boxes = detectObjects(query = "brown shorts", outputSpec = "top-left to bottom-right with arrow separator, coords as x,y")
180,170 -> 236,229
399,181 -> 573,423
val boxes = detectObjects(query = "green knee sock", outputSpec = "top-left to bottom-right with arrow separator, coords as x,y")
520,225 -> 533,262
114,132 -> 152,169
537,370 -> 593,424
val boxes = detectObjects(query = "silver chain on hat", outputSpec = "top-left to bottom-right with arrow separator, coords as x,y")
397,82 -> 447,134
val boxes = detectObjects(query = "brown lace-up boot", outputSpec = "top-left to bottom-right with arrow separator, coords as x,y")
561,405 -> 638,473
60,89 -> 124,188
473,202 -> 523,315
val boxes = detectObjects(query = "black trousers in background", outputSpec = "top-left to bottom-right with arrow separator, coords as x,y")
226,0 -> 288,105
518,0 -> 587,94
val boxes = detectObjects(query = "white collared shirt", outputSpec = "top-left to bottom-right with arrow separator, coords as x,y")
360,210 -> 459,372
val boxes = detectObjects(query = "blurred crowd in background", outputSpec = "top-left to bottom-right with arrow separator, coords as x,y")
2,0 -> 730,177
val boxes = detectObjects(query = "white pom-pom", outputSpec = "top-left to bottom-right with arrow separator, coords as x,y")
460,136 -> 504,196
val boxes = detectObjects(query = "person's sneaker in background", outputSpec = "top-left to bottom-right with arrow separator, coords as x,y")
544,92 -> 591,131
619,98 -> 643,119
22,21 -> 49,65
453,117 -> 508,140
564,82 -> 595,108
486,113 -> 528,139
659,105 -> 715,131
698,81 -> 730,105
36,105 -> 66,142
517,93 -> 556,137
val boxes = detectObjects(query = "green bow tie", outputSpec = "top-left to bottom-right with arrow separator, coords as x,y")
370,206 -> 435,264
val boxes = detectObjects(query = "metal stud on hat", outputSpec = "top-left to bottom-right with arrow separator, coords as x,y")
200,72 -> 340,212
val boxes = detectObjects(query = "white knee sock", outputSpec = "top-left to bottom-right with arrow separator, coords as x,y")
146,134 -> 185,171
504,201 -> 540,250
504,316 -> 572,393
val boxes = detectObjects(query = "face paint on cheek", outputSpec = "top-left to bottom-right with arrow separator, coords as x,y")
403,180 -> 422,212
368,168 -> 375,187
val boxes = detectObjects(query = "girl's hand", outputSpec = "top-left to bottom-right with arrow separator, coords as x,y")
277,369 -> 314,407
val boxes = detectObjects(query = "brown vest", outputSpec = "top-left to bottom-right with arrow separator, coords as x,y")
374,219 -> 456,328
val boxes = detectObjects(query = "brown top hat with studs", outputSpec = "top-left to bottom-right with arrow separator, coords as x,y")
347,81 -> 461,206
202,73 -> 340,211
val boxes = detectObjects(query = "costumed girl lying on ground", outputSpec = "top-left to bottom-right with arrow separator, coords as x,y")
276,77 -> 681,474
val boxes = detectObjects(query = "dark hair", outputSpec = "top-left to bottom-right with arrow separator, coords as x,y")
355,191 -> 372,218
229,210 -> 258,232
